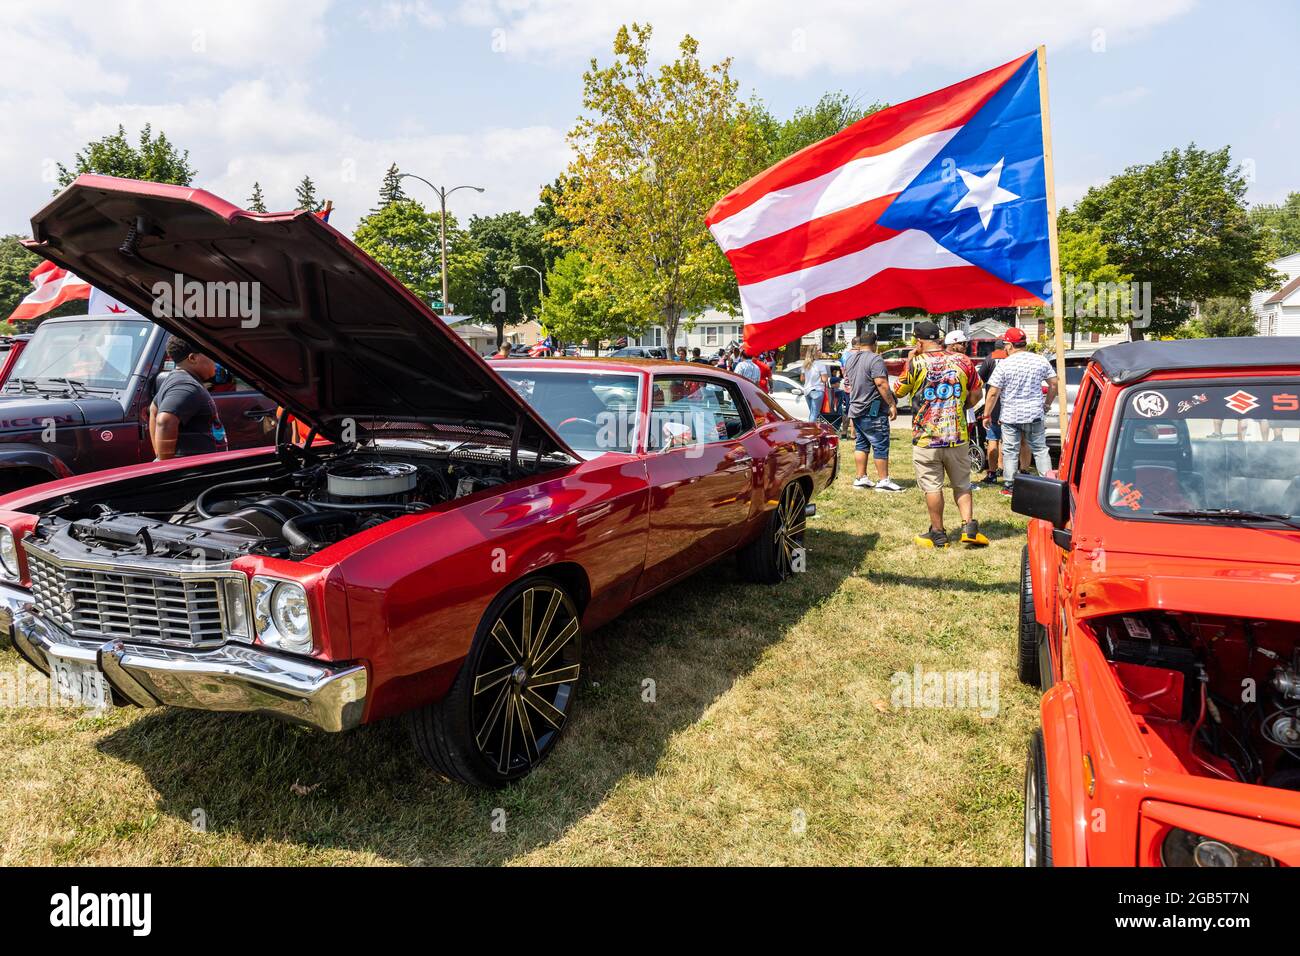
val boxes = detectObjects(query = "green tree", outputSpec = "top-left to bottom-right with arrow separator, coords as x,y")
556,24 -> 769,350
1182,296 -> 1258,338
56,124 -> 196,188
247,182 -> 268,213
374,163 -> 406,212
0,235 -> 85,325
461,212 -> 546,346
295,176 -> 322,212
1248,192 -> 1300,260
540,251 -> 639,352
352,200 -> 482,311
1055,224 -> 1134,343
755,91 -> 884,166
1065,144 -> 1277,338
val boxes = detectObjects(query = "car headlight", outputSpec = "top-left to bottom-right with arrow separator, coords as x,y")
1161,827 -> 1275,867
0,527 -> 20,580
250,576 -> 313,654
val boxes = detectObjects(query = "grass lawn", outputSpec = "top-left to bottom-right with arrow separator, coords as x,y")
0,435 -> 1038,866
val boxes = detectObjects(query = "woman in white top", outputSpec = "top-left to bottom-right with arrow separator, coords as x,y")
800,344 -> 829,420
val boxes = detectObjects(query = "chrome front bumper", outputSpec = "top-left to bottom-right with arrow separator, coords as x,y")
2,588 -> 366,733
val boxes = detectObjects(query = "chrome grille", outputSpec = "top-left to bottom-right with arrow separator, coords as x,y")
27,549 -> 225,648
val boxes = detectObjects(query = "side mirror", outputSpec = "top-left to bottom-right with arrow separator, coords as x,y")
792,387 -> 804,397
1011,474 -> 1071,531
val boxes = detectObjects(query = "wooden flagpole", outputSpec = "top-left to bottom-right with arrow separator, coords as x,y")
1036,45 -> 1069,429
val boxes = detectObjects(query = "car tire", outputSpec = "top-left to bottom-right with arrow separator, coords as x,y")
738,481 -> 808,584
1024,728 -> 1054,867
407,575 -> 582,788
1017,546 -> 1043,687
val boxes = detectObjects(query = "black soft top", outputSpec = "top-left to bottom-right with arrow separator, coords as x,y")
1092,337 -> 1300,384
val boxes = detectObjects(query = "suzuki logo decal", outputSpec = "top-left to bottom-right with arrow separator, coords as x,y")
1224,390 -> 1259,414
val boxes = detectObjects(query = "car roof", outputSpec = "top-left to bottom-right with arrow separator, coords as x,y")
493,357 -> 746,378
1092,337 -> 1300,384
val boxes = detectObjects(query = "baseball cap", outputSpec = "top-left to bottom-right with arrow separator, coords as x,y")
914,321 -> 942,340
944,329 -> 968,345
1003,327 -> 1027,344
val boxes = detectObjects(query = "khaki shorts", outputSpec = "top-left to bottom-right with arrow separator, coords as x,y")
912,444 -> 972,494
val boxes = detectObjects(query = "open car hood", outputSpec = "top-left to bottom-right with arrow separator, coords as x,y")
23,175 -> 574,458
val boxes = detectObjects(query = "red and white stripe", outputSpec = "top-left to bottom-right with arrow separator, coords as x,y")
707,53 -> 1040,353
7,259 -> 91,322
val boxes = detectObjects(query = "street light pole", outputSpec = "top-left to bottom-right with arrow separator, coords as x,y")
512,264 -> 544,320
398,174 -> 484,318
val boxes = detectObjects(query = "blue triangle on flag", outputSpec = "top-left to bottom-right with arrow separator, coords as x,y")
877,55 -> 1052,303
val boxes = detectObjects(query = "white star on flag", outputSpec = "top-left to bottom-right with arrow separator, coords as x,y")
950,158 -> 1019,229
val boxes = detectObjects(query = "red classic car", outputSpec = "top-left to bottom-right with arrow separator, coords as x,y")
0,175 -> 837,787
1012,337 -> 1300,865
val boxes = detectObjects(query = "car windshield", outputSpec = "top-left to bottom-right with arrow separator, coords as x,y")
1105,381 -> 1300,523
498,369 -> 640,456
8,320 -> 151,391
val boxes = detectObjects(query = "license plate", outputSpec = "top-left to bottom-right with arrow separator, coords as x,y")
50,659 -> 113,712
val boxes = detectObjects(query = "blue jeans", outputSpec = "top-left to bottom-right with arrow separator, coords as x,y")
806,389 -> 825,419
852,415 -> 891,459
1000,418 -> 1051,484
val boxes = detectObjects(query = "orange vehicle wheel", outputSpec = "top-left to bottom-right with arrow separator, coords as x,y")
1024,729 -> 1053,867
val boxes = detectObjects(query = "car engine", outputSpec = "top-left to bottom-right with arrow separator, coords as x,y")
1096,611 -> 1300,791
29,450 -> 518,563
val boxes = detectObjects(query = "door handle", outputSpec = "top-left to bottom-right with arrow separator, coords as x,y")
243,406 -> 275,420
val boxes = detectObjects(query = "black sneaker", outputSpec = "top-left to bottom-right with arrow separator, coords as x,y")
914,528 -> 949,549
980,473 -> 1001,485
960,519 -> 989,547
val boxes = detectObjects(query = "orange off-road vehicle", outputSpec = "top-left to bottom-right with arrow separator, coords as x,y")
1012,337 -> 1300,867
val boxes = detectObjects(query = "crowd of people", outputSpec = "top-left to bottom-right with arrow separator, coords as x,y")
712,323 -> 1057,549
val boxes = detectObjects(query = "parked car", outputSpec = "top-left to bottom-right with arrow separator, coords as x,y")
0,313 -> 273,493
0,333 -> 33,385
608,345 -> 669,360
1012,337 -> 1300,866
0,175 -> 838,787
769,373 -> 811,421
1043,349 -> 1093,451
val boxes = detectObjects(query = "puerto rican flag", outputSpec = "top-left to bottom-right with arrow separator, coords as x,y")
7,259 -> 91,321
707,51 -> 1052,353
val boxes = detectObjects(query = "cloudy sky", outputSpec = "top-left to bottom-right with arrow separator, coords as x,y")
0,0 -> 1295,237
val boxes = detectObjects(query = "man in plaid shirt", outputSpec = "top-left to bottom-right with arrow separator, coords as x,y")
981,327 -> 1058,494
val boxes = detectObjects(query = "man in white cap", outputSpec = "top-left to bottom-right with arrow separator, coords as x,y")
944,328 -> 969,354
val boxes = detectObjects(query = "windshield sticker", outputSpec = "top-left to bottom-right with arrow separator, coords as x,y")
1224,389 -> 1259,414
1131,390 -> 1168,418
1111,479 -> 1143,511
1125,385 -> 1300,420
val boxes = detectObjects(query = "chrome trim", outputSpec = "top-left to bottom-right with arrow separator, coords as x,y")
0,581 -> 34,647
12,611 -> 366,732
21,538 -> 253,649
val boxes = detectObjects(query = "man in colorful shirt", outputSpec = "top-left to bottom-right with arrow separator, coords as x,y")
894,321 -> 988,548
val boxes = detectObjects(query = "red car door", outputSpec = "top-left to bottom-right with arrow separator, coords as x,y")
636,374 -> 755,597
210,370 -> 277,449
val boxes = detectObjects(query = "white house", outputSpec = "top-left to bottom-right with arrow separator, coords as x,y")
1251,252 -> 1300,336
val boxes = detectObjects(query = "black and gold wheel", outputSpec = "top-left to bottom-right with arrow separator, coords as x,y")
408,576 -> 582,787
738,481 -> 808,584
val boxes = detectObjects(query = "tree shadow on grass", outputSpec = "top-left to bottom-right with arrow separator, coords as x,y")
864,569 -> 1018,595
95,528 -> 869,866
